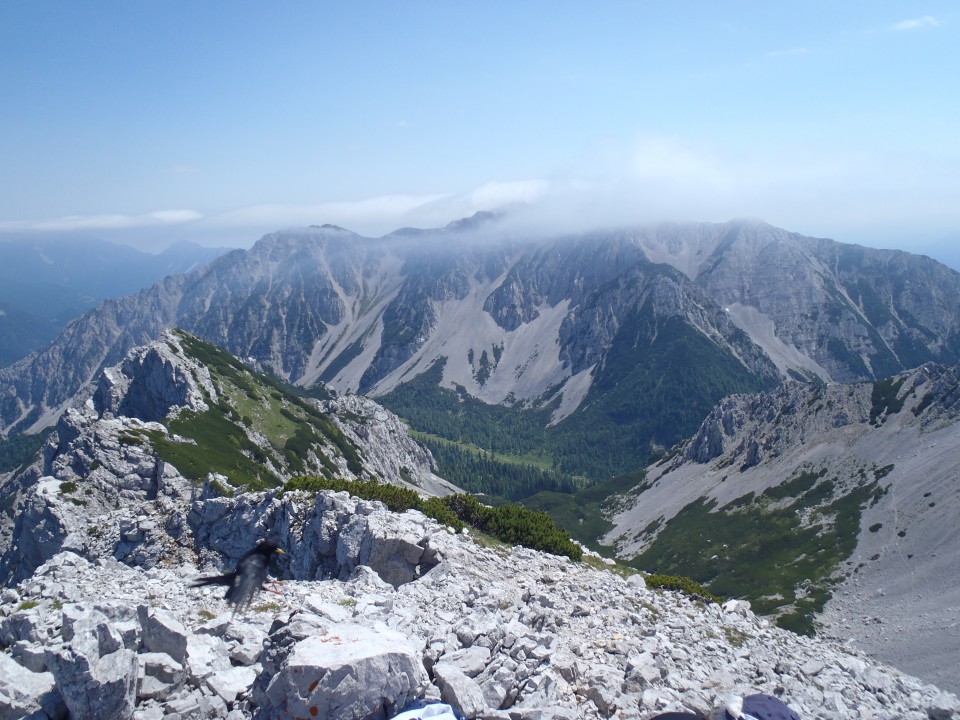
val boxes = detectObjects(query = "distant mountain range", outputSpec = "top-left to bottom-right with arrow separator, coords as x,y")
3,216 -> 960,476
0,236 -> 231,366
4,216 -> 960,696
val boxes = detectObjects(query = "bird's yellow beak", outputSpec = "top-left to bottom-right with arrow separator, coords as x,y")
275,548 -> 286,555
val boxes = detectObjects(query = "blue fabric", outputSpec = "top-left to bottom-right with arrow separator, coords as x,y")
740,694 -> 802,720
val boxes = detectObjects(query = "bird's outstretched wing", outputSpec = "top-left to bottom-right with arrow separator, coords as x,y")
192,541 -> 283,615
225,551 -> 271,611
191,572 -> 235,588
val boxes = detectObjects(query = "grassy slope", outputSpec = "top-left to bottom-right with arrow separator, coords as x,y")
630,465 -> 890,635
141,331 -> 363,490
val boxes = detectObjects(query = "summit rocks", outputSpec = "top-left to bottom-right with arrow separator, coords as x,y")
1,500 -> 958,720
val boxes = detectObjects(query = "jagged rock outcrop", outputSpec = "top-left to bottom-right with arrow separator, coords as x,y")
318,393 -> 454,497
1,498 -> 958,720
187,489 -> 448,588
92,339 -> 215,422
0,331 -> 455,586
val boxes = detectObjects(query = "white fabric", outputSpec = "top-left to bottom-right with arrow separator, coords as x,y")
391,702 -> 460,720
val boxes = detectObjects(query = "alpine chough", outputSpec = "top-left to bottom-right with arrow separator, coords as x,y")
192,540 -> 285,613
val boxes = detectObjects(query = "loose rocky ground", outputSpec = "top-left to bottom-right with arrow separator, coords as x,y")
1,489 -> 959,720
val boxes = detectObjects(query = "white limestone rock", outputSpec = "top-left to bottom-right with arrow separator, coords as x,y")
46,641 -> 138,720
136,651 -> 184,701
185,632 -> 232,684
2,473 -> 959,720
206,665 -> 258,704
137,605 -> 188,664
223,621 -> 267,666
0,652 -> 66,720
433,663 -> 489,719
255,622 -> 427,720
440,645 -> 492,679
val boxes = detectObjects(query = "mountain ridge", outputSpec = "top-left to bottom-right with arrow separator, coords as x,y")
3,217 -> 960,483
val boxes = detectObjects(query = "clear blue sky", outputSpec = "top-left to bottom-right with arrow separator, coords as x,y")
1,1 -> 958,257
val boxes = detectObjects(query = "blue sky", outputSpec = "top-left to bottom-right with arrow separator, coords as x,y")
1,2 -> 958,259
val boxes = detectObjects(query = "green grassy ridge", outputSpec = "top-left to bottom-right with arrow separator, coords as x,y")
630,465 -> 888,635
139,331 -> 365,489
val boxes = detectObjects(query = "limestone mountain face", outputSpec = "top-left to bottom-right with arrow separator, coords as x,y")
687,222 -> 960,382
605,363 -> 960,694
6,217 -> 960,442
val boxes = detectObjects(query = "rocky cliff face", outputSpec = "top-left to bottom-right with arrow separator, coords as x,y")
690,223 -> 960,382
605,363 -> 960,694
6,217 -> 960,439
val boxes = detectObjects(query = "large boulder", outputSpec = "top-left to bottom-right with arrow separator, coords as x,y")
43,602 -> 138,719
336,510 -> 437,587
0,652 -> 66,720
254,621 -> 427,720
137,605 -> 188,663
45,642 -> 138,720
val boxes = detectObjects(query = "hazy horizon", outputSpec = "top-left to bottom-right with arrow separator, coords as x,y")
1,2 -> 958,264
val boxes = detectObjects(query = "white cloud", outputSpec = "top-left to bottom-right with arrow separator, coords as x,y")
147,209 -> 203,224
191,132 -> 959,248
208,194 -> 450,235
471,131 -> 960,250
893,16 -> 939,31
0,209 -> 203,233
203,182 -> 550,238
3,133 -> 957,254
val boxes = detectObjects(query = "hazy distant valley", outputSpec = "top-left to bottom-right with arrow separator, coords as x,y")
0,237 -> 231,366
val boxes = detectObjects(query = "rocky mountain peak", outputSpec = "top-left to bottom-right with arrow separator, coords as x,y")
92,333 -> 216,423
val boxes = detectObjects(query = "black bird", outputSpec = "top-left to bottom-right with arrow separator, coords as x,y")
192,540 -> 285,613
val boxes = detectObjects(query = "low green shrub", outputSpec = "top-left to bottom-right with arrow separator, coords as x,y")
644,573 -> 722,604
283,476 -> 582,560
